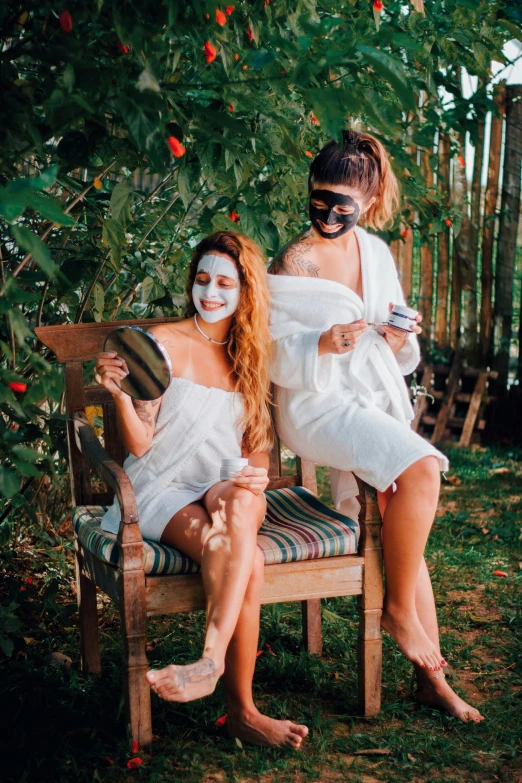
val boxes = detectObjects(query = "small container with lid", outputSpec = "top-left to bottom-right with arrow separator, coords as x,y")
220,457 -> 249,481
387,303 -> 418,332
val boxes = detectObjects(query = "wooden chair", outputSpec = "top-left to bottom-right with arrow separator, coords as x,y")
35,317 -> 383,746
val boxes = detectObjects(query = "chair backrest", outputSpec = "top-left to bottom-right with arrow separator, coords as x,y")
35,318 -> 317,507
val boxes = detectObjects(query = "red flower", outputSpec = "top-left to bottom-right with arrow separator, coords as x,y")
126,758 -> 143,769
458,155 -> 465,167
225,6 -> 235,15
230,210 -> 240,222
20,586 -> 27,592
234,53 -> 239,61
493,570 -> 508,577
130,741 -> 139,754
400,229 -> 409,239
168,137 -> 186,157
228,104 -> 234,112
264,0 -> 270,6
247,26 -> 254,41
216,9 -> 227,26
9,382 -> 27,393
26,578 -> 34,585
60,11 -> 73,32
256,649 -> 263,657
445,218 -> 451,227
311,115 -> 320,125
216,714 -> 227,726
118,40 -> 130,54
280,69 -> 288,75
305,150 -> 313,158
373,0 -> 384,10
204,41 -> 217,63
103,758 -> 114,766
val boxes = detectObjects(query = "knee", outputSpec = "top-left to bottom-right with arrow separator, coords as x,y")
221,487 -> 266,529
398,456 -> 440,497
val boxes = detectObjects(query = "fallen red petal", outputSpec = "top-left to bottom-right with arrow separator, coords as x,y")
126,757 -> 143,769
493,570 -> 508,577
9,382 -> 27,392
130,740 -> 139,753
60,11 -> 73,33
216,714 -> 227,726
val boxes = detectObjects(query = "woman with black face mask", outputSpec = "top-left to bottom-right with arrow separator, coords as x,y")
268,130 -> 483,724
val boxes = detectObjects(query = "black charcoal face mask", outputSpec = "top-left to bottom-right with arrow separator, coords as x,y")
309,189 -> 360,240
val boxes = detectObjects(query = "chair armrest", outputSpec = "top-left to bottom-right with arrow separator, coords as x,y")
73,411 -> 144,571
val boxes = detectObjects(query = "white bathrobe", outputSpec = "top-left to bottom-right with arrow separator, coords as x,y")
269,226 -> 448,517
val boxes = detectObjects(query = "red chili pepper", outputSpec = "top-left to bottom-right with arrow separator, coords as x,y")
230,210 -> 240,222
130,741 -> 139,754
118,40 -> 130,54
373,0 -> 384,11
225,5 -> 235,15
247,26 -> 254,41
204,41 -> 217,63
445,218 -> 451,227
168,137 -> 186,157
216,9 -> 227,26
60,11 -> 73,32
305,150 -> 313,158
9,382 -> 27,393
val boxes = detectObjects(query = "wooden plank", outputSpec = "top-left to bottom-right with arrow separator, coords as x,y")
411,365 -> 433,433
431,354 -> 461,444
296,457 -> 318,494
422,415 -> 486,431
35,316 -> 180,363
76,542 -> 101,675
459,371 -> 488,446
145,556 -> 364,615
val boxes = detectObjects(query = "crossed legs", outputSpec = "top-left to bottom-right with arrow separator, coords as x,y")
145,482 -> 308,747
378,456 -> 483,723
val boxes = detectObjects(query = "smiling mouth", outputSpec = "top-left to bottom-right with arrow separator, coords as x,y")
318,220 -> 342,232
201,300 -> 225,310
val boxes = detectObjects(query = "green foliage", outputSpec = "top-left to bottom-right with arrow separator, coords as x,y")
0,1 -> 519,526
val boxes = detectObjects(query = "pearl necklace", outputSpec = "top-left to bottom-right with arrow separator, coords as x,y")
194,314 -> 230,345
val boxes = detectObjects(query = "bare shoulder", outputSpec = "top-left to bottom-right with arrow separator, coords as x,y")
147,319 -> 192,351
268,230 -> 321,278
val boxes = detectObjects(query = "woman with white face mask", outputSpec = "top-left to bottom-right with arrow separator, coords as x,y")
94,231 -> 308,748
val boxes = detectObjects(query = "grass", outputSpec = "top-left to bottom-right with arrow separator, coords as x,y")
1,446 -> 522,782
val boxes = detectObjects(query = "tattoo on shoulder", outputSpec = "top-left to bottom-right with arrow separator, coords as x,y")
132,399 -> 161,429
269,232 -> 319,278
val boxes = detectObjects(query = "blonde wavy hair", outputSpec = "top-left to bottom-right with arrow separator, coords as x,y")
308,129 -> 400,230
185,231 -> 273,454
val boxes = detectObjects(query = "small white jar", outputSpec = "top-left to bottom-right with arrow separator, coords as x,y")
220,457 -> 249,481
387,303 -> 418,332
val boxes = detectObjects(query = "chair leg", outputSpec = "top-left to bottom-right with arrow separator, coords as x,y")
356,480 -> 383,717
120,571 -> 152,746
301,599 -> 322,655
75,544 -> 101,675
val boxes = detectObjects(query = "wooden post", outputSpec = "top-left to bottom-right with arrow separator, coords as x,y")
355,480 -> 383,717
435,133 -> 451,348
75,541 -> 101,675
302,599 -> 322,655
398,217 -> 413,301
459,371 -> 488,447
480,82 -> 506,364
432,352 -> 461,444
494,84 -> 522,389
419,150 -> 434,340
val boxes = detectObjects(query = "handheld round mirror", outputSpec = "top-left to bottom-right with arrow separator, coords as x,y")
103,326 -> 172,401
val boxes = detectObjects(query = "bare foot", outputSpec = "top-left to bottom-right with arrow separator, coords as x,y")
381,608 -> 446,670
227,709 -> 309,748
415,671 -> 484,723
146,657 -> 223,702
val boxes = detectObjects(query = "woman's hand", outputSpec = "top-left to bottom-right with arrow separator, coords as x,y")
383,303 -> 422,355
94,351 -> 129,397
318,319 -> 368,356
232,465 -> 269,496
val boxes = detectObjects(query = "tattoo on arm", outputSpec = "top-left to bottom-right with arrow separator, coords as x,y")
132,399 -> 161,430
268,233 -> 319,278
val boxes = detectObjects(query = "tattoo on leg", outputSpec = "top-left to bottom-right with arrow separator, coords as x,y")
177,657 -> 216,687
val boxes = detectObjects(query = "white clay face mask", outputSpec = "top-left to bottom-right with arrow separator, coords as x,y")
192,254 -> 240,323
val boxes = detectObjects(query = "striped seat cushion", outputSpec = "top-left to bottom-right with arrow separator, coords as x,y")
72,486 -> 359,576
